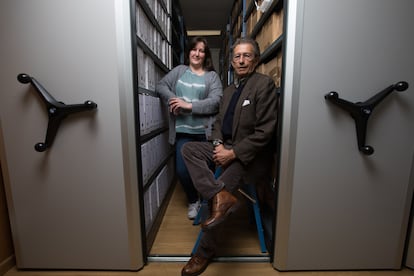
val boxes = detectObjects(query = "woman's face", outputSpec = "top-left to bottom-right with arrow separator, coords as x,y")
189,42 -> 206,68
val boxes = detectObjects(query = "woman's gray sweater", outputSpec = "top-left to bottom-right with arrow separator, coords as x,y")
155,65 -> 223,144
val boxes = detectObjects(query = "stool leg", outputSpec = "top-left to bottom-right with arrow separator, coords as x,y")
191,231 -> 203,255
245,184 -> 267,253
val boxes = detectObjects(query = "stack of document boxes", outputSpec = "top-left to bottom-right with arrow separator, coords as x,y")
135,0 -> 175,235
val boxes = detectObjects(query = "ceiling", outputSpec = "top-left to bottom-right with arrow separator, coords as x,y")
178,0 -> 235,49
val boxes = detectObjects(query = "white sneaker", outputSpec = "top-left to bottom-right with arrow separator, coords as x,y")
187,201 -> 201,220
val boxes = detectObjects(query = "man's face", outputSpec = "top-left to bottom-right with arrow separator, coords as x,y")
231,43 -> 258,78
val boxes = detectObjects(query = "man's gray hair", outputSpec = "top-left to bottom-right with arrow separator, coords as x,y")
231,37 -> 261,59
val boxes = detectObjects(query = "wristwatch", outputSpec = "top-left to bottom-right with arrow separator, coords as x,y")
212,139 -> 223,147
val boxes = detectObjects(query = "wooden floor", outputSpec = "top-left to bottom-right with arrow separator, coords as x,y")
4,183 -> 414,276
4,264 -> 414,276
149,181 -> 266,257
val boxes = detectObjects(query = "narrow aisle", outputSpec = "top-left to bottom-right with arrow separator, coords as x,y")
149,181 -> 199,255
149,181 -> 268,257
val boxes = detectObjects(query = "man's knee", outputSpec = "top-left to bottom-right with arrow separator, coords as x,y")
181,141 -> 196,159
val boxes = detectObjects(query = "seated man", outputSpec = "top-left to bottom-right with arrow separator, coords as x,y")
181,37 -> 279,276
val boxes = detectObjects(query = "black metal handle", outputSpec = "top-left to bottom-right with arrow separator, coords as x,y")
324,81 -> 408,155
17,73 -> 98,152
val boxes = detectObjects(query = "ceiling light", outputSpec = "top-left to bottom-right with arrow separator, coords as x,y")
187,30 -> 221,36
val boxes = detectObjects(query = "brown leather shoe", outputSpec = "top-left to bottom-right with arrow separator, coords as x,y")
181,254 -> 211,276
201,188 -> 239,230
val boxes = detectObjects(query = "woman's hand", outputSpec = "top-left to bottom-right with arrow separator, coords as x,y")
169,97 -> 192,115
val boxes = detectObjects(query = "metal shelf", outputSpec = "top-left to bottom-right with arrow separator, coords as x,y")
250,0 -> 283,39
137,36 -> 170,73
259,34 -> 283,65
137,0 -> 170,43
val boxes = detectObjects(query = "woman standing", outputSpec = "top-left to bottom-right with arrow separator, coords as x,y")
156,37 -> 223,219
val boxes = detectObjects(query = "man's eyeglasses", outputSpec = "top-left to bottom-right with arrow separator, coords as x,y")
232,53 -> 255,62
